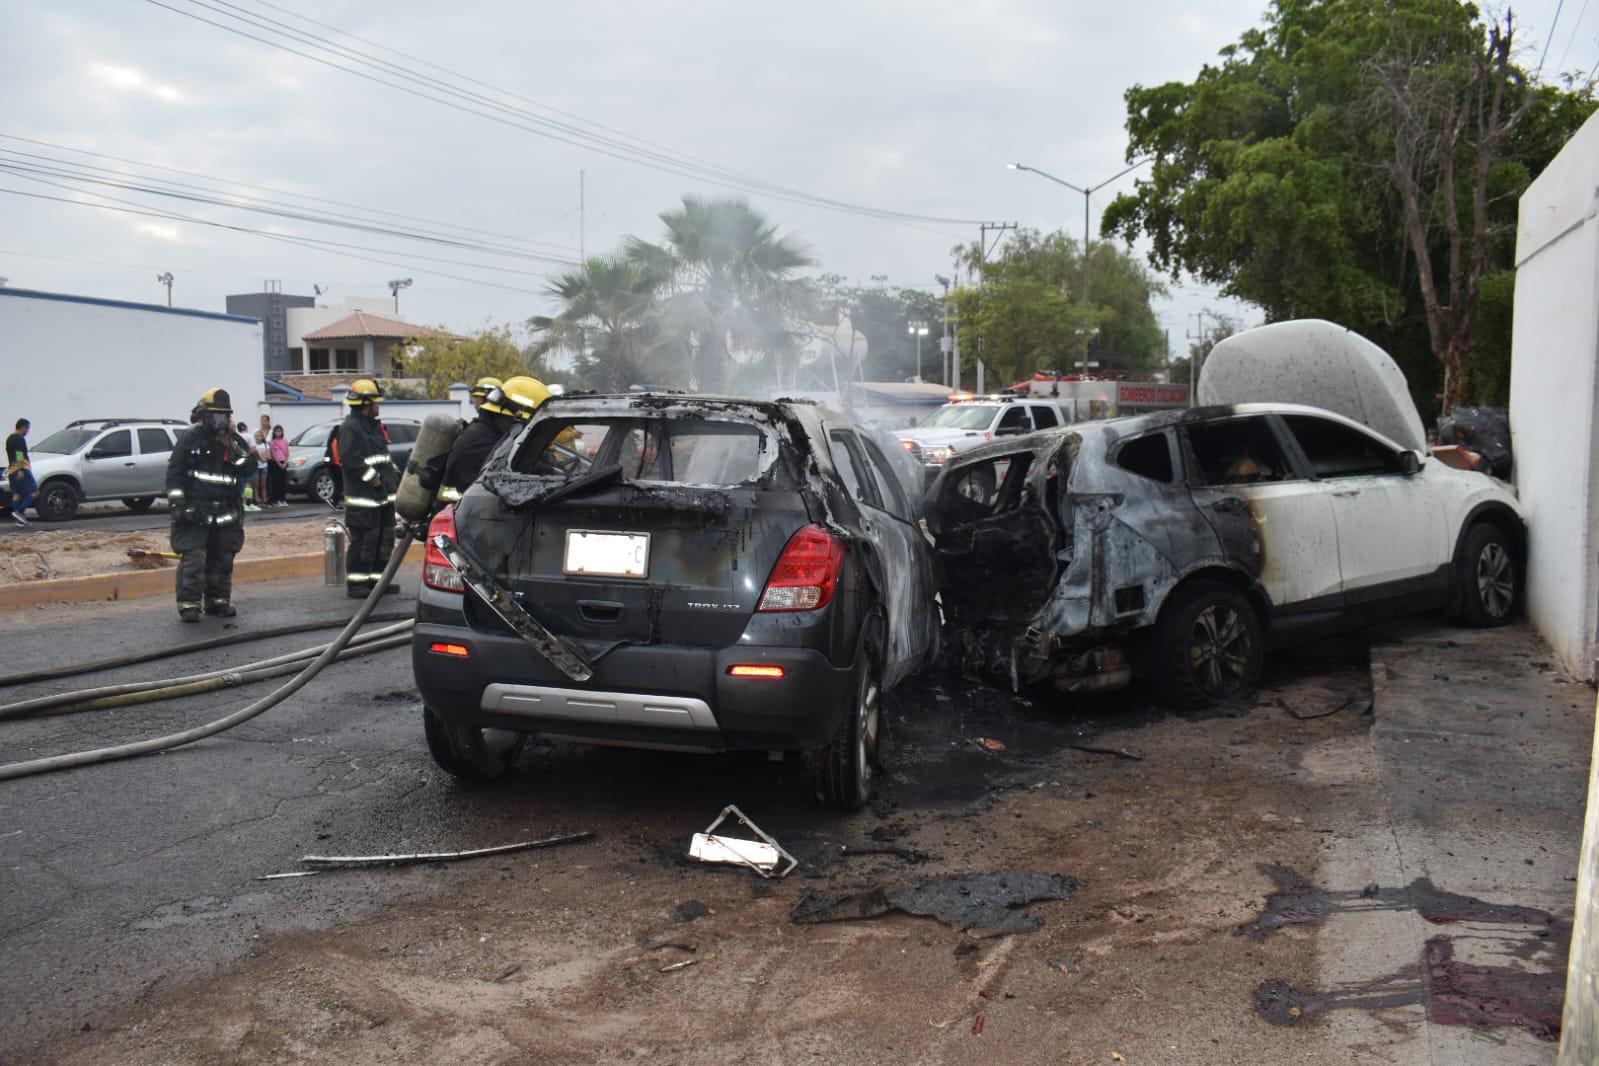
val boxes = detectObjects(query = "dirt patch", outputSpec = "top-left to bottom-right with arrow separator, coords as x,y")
32,642 -> 1379,1065
0,520 -> 329,585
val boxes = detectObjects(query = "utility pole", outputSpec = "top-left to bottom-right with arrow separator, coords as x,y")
156,272 -> 173,307
1185,309 -> 1215,405
937,275 -> 953,387
975,221 -> 1018,394
388,278 -> 413,315
579,169 -> 586,262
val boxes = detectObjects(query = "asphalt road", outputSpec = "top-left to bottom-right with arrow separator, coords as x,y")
0,499 -> 333,537
0,576 -> 1077,1052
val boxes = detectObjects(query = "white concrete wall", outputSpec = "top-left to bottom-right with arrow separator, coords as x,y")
0,289 -> 263,439
1509,108 -> 1599,678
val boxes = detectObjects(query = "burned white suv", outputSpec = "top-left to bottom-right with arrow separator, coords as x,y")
924,321 -> 1524,707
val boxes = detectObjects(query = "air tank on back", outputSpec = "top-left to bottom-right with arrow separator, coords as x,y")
395,412 -> 464,522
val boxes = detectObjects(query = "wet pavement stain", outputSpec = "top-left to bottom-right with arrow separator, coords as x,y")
1236,864 -> 1566,940
1256,937 -> 1564,1042
791,871 -> 1080,936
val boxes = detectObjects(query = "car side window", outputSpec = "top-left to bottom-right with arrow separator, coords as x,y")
137,428 -> 173,454
1031,405 -> 1060,428
859,438 -> 913,521
1184,417 -> 1295,486
1114,432 -> 1174,483
996,406 -> 1031,435
828,430 -> 881,509
93,430 -> 132,459
385,423 -> 418,444
1282,415 -> 1405,478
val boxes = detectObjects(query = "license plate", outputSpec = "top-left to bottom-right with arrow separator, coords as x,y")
563,530 -> 650,579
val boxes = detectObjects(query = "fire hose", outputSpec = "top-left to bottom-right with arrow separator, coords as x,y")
0,528 -> 416,783
0,620 -> 413,721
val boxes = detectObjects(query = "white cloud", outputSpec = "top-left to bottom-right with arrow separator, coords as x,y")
87,61 -> 183,103
134,221 -> 183,243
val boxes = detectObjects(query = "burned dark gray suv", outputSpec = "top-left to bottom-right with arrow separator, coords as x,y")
411,394 -> 940,808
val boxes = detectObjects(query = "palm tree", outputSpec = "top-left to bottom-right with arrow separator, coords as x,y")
531,255 -> 665,392
626,195 -> 815,391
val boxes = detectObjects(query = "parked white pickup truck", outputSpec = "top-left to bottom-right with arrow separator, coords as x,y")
894,396 -> 1066,486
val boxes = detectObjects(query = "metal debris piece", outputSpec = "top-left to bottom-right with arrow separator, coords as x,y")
258,870 -> 322,880
659,958 -> 698,973
1277,695 -> 1374,720
688,804 -> 798,879
492,964 -> 522,982
977,737 -> 1008,752
639,937 -> 697,953
1068,744 -> 1143,761
433,533 -> 594,682
670,899 -> 710,924
299,830 -> 593,870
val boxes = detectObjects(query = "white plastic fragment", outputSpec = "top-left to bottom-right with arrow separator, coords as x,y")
687,804 -> 798,879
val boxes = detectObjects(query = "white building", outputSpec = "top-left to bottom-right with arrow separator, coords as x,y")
0,286 -> 263,438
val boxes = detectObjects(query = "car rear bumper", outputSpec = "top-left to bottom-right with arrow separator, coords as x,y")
413,621 -> 855,751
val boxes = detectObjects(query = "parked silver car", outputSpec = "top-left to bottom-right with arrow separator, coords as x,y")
25,419 -> 191,521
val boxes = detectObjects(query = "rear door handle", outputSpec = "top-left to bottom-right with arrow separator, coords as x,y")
577,599 -> 623,623
1329,487 -> 1360,497
123,462 -> 136,467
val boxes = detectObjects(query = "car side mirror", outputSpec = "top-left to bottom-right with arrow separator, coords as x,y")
1400,450 -> 1422,475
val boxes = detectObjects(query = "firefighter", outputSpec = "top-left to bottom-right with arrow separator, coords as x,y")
437,375 -> 549,504
165,388 -> 257,622
468,376 -> 502,411
338,379 -> 401,598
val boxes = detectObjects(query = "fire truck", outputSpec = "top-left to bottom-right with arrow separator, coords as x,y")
1010,373 -> 1191,422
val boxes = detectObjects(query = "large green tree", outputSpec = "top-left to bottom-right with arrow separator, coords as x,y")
1102,0 -> 1594,412
948,229 -> 1169,387
626,195 -> 816,391
400,325 -> 536,399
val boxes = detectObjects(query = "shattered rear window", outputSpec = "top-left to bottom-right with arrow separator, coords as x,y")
513,417 -> 776,486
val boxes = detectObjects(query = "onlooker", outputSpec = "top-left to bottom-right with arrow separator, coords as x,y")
5,418 -> 35,526
268,424 -> 290,506
252,430 -> 271,506
259,413 -> 272,441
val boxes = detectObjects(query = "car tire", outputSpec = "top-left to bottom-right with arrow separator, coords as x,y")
35,480 -> 81,522
423,705 -> 525,782
312,467 -> 340,506
1453,523 -> 1518,628
1149,579 -> 1264,709
807,632 -> 884,810
122,496 -> 156,512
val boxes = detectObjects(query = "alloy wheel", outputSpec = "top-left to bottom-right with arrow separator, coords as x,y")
1476,542 -> 1514,619
855,663 -> 881,797
1188,604 -> 1253,696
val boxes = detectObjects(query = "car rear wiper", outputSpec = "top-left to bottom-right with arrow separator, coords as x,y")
538,462 -> 623,506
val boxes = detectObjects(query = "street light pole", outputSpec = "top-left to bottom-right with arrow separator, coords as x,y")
1006,159 -> 1149,364
156,272 -> 173,307
907,321 -> 929,382
387,277 -> 413,315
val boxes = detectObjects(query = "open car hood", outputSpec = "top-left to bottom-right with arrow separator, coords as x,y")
1197,320 -> 1427,454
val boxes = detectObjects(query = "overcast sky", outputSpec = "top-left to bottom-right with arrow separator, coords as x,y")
2,0 -> 1591,353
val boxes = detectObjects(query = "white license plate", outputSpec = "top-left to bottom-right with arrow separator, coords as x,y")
563,530 -> 650,579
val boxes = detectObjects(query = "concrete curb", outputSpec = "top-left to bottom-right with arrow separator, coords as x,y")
0,542 -> 424,613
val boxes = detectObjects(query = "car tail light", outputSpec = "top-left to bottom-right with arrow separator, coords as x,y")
758,524 -> 847,612
423,505 -> 464,592
728,664 -> 785,678
429,642 -> 471,657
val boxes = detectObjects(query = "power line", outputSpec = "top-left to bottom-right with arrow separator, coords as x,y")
0,132 -> 579,255
1539,0 -> 1566,74
142,0 -> 985,229
0,183 -> 541,295
0,152 -> 579,267
1557,0 -> 1593,72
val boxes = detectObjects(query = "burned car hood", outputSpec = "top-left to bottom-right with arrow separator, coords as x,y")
1197,319 -> 1427,454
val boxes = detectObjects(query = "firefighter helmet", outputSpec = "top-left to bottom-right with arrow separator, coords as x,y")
483,375 -> 550,421
198,388 -> 232,413
469,376 -> 502,400
346,379 -> 383,406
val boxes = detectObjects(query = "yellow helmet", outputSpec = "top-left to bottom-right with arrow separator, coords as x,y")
346,379 -> 382,406
483,375 -> 551,421
469,376 -> 502,400
198,387 -> 233,413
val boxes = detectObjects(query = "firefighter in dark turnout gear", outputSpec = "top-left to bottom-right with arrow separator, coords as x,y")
166,388 -> 257,622
338,379 -> 400,598
437,375 -> 549,506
